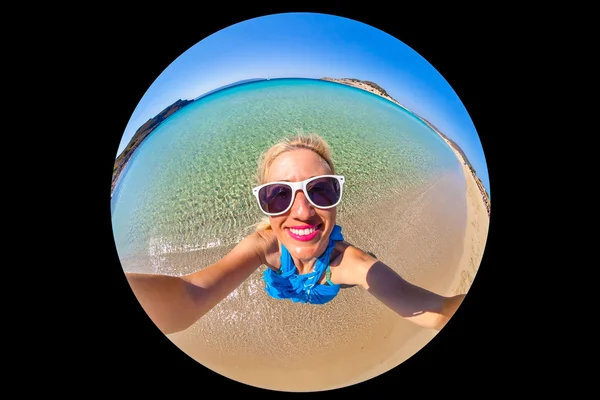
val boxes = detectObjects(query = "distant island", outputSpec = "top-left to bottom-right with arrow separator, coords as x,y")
111,77 -> 490,216
193,78 -> 266,101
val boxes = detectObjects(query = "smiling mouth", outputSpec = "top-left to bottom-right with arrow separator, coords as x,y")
286,224 -> 321,241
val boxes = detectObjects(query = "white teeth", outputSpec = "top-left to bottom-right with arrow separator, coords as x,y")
289,227 -> 316,236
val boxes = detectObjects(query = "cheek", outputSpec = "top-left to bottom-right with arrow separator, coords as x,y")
269,216 -> 285,231
317,208 -> 336,224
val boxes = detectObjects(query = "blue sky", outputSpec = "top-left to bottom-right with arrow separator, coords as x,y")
118,12 -> 490,196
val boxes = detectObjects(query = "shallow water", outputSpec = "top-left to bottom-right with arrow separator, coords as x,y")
112,78 -> 459,270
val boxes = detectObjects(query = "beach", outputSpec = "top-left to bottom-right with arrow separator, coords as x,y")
440,141 -> 490,298
321,78 -> 490,299
162,153 -> 490,391
116,77 -> 491,391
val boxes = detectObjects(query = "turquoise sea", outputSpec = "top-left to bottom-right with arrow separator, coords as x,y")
111,78 -> 461,273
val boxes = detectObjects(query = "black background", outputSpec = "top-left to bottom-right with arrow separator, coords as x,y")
67,4 -> 519,397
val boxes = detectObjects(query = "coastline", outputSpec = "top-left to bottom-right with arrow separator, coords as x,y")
117,77 -> 491,391
114,77 -> 491,218
320,77 -> 490,216
111,99 -> 194,197
445,152 -> 490,297
321,77 -> 490,296
163,171 -> 471,391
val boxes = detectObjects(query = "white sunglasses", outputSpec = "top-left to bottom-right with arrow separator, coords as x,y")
252,175 -> 345,216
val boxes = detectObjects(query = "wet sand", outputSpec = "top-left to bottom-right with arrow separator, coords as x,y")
148,158 -> 490,392
441,149 -> 490,298
117,115 -> 491,391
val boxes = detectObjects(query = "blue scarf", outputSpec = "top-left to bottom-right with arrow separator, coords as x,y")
263,225 -> 344,304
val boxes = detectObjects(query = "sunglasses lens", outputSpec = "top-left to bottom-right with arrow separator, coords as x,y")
306,177 -> 341,207
258,184 -> 293,214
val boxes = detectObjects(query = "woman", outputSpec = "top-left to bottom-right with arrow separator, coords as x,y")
125,133 -> 466,334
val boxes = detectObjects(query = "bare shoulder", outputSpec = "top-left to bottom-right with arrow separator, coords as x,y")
329,241 -> 378,287
334,241 -> 376,261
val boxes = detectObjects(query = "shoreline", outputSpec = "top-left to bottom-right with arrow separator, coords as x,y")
128,159 -> 485,391
117,77 -> 491,391
114,77 -> 491,217
320,77 -> 490,217
161,169 -> 473,392
321,77 -> 490,297
445,150 -> 490,297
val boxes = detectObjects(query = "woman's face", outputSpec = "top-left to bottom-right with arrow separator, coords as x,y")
266,148 -> 337,262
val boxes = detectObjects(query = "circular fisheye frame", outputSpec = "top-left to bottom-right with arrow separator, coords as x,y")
110,12 -> 490,392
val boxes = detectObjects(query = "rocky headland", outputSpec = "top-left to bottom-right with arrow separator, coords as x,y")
111,99 -> 194,196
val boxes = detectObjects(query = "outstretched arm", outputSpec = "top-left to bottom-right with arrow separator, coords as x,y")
334,245 -> 466,331
363,260 -> 465,330
125,231 -> 270,334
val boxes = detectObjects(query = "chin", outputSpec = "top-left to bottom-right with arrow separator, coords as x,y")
288,249 -> 323,262
284,235 -> 330,261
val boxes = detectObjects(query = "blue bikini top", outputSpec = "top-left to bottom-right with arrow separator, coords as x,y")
263,225 -> 344,304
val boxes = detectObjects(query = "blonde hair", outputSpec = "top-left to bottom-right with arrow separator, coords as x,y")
254,131 -> 335,231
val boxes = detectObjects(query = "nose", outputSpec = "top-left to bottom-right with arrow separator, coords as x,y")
290,190 -> 315,219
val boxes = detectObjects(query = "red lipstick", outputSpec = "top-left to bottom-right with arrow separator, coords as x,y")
286,224 -> 320,242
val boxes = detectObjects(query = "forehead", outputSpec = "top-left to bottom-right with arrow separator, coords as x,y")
267,149 -> 331,182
